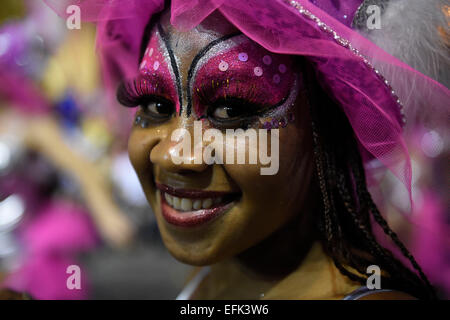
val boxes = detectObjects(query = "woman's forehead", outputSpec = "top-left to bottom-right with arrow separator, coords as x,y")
159,9 -> 240,45
152,10 -> 242,61
143,10 -> 295,79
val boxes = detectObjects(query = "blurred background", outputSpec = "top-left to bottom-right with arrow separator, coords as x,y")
0,0 -> 448,299
0,0 -> 190,300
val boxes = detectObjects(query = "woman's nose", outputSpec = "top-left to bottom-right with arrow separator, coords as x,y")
149,123 -> 209,174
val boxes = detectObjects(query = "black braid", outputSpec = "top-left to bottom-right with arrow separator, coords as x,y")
304,62 -> 437,300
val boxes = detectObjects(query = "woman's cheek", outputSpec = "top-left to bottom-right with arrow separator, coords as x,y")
221,127 -> 301,207
128,128 -> 160,192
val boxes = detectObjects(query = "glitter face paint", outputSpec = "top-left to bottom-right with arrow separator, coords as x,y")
190,35 -> 297,121
127,11 -> 316,272
138,26 -> 181,113
130,25 -> 301,130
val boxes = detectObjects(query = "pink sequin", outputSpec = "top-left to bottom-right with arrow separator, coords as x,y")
273,74 -> 281,84
262,55 -> 272,65
218,60 -> 229,71
191,39 -> 295,117
254,66 -> 263,76
238,52 -> 248,62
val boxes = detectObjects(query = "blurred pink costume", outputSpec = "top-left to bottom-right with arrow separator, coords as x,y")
3,200 -> 97,300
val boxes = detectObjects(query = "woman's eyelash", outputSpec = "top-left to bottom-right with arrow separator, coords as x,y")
193,79 -> 294,120
201,94 -> 289,123
116,77 -> 171,107
117,81 -> 141,107
208,97 -> 265,115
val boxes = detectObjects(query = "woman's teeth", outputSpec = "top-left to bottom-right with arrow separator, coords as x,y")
164,193 -> 222,212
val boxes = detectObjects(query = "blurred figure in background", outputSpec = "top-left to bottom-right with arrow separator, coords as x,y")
0,0 -> 189,299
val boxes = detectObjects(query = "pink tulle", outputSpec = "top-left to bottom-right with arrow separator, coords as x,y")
42,0 -> 450,211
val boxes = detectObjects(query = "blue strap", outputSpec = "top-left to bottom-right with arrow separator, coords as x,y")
343,286 -> 394,300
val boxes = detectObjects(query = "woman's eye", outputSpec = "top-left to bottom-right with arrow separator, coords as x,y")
212,105 -> 242,120
207,101 -> 258,129
141,99 -> 174,121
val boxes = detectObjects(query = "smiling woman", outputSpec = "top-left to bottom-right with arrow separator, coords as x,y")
126,11 -> 316,276
44,0 -> 449,300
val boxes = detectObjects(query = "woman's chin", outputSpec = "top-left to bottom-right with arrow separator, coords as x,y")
163,242 -> 227,266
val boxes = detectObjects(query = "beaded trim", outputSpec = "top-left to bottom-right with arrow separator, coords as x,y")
286,0 -> 406,125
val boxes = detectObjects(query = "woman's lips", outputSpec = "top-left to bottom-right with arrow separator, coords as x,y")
156,183 -> 239,227
156,183 -> 232,199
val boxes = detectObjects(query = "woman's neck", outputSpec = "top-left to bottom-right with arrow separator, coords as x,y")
191,208 -> 320,299
190,206 -> 361,299
195,240 -> 361,300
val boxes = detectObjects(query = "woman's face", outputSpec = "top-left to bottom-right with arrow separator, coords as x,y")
125,11 -> 315,265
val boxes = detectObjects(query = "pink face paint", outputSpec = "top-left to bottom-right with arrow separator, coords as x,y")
191,40 -> 297,119
139,33 -> 180,112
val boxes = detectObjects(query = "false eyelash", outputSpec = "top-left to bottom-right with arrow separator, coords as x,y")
206,115 -> 257,131
200,93 -> 289,125
117,80 -> 140,107
116,77 -> 171,108
207,97 -> 266,115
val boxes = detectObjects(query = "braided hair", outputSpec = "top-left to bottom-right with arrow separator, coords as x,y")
304,62 -> 436,300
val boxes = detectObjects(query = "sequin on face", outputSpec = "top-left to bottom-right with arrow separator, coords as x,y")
190,36 -> 297,120
238,52 -> 248,62
139,28 -> 300,127
273,74 -> 281,84
262,55 -> 272,65
254,66 -> 263,76
218,60 -> 229,71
